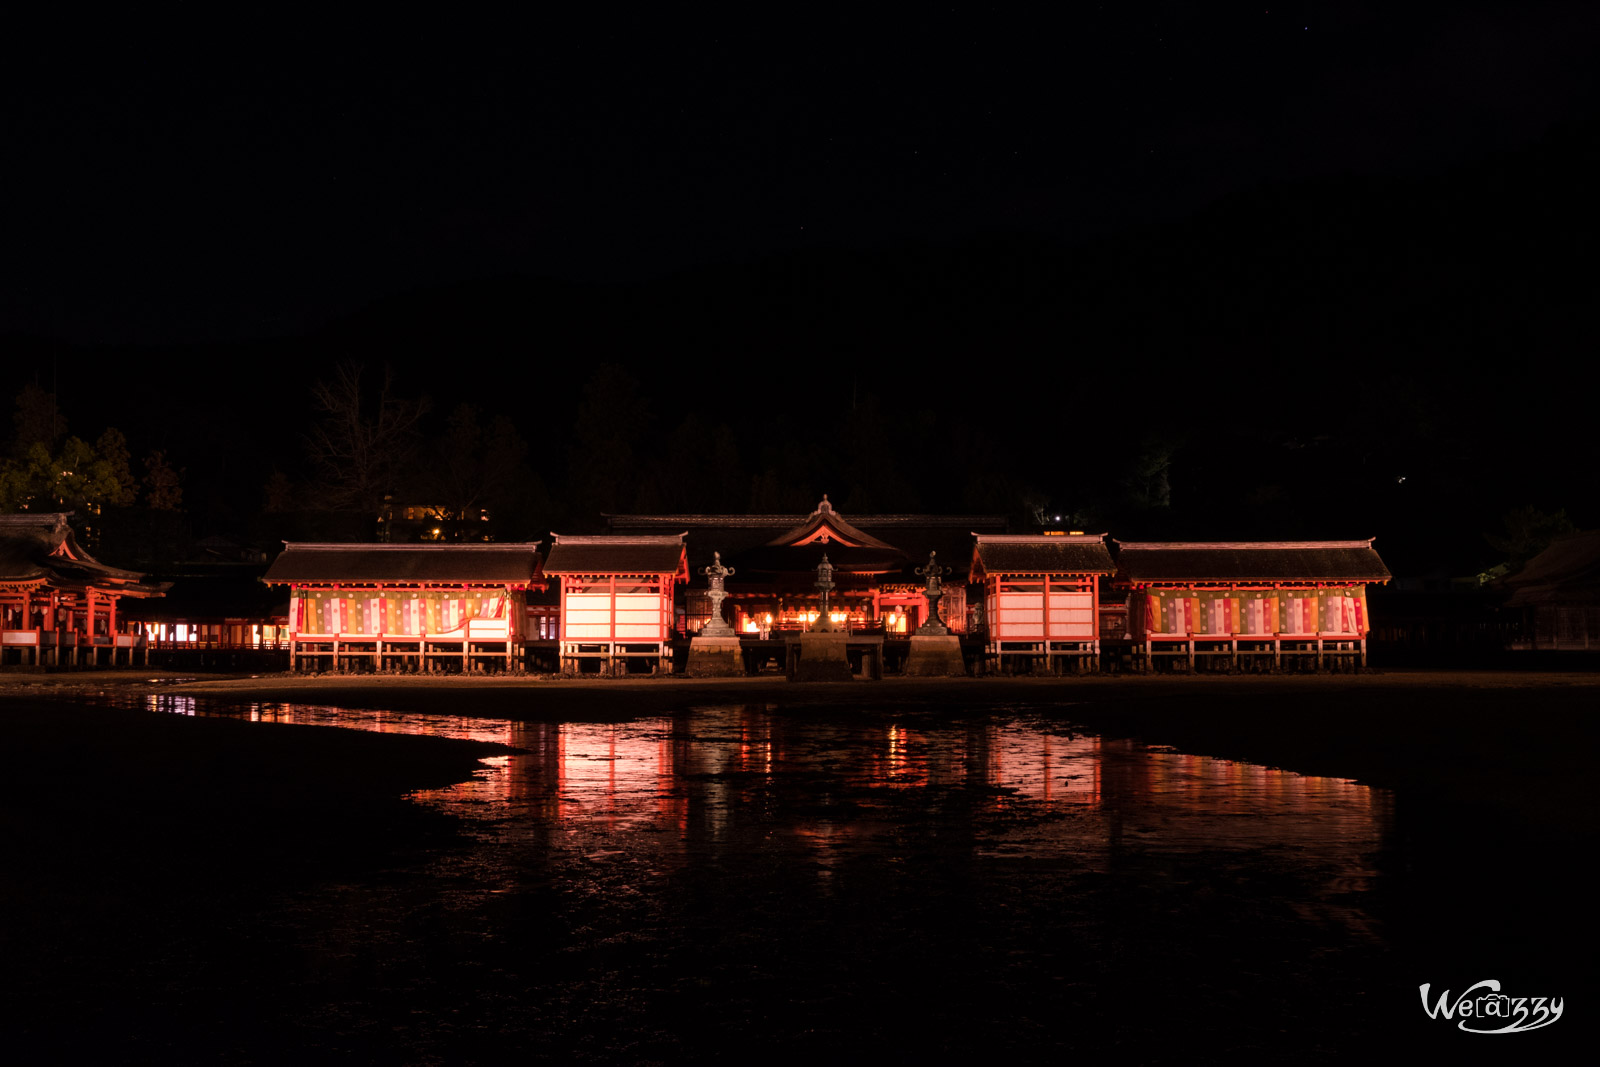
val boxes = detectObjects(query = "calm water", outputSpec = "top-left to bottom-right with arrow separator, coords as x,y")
132,693 -> 1396,1059
144,693 -> 1388,882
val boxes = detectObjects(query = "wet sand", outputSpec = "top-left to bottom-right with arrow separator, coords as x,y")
2,670 -> 1593,1062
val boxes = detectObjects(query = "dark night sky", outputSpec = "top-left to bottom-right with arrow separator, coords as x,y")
3,3 -> 1597,570
6,3 -> 1594,341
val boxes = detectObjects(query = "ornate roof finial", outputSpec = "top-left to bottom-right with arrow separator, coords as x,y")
817,494 -> 832,514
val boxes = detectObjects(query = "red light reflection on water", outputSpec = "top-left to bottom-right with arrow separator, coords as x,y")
141,695 -> 1386,890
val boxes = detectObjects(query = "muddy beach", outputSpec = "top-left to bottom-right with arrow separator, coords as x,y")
2,670 -> 1592,1063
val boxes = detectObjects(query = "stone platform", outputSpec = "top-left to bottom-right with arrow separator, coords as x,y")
903,634 -> 966,676
686,636 -> 744,677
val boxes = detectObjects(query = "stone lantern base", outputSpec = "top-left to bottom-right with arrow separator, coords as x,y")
904,634 -> 966,676
790,631 -> 853,682
687,635 -> 745,677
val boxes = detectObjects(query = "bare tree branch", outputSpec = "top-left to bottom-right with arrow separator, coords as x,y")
304,362 -> 430,520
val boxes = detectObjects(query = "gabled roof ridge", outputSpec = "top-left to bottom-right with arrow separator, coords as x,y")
280,542 -> 544,550
550,533 -> 686,544
1114,539 -> 1377,550
607,513 -> 1007,528
977,533 -> 1107,543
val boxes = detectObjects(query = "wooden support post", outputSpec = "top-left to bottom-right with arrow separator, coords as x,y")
1273,637 -> 1281,670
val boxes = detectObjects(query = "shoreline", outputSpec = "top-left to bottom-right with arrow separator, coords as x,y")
4,667 -> 1596,837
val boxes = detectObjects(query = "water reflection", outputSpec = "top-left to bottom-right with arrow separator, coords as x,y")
143,694 -> 1387,895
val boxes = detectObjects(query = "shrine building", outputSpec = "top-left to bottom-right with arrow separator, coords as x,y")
1114,540 -> 1392,669
541,534 -> 688,674
262,542 -> 546,672
608,496 -> 1011,641
969,534 -> 1118,672
0,513 -> 169,667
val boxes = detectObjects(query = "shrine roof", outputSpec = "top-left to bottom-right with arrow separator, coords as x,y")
970,534 -> 1116,579
121,573 -> 288,621
263,542 -> 544,585
731,542 -> 909,576
1113,541 -> 1392,584
1499,530 -> 1600,607
765,497 -> 900,550
0,513 -> 168,596
607,513 -> 1009,529
542,534 -> 688,577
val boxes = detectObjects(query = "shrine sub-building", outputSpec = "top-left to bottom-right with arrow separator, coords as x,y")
1114,539 -> 1391,669
541,534 -> 688,674
262,542 -> 546,672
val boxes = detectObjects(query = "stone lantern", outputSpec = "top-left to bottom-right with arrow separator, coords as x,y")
915,550 -> 951,636
699,551 -> 736,638
812,552 -> 837,632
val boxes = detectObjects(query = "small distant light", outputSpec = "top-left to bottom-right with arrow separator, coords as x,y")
1396,476 -> 1406,484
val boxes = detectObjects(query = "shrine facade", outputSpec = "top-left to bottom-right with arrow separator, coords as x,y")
970,534 -> 1117,671
608,497 -> 1010,640
1114,540 -> 1392,669
262,542 -> 546,671
541,534 -> 688,674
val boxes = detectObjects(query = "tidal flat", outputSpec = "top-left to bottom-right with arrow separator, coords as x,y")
1,671 -> 1592,1063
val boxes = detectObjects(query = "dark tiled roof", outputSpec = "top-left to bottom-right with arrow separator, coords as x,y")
542,535 -> 687,576
971,535 -> 1116,578
123,573 -> 288,621
264,543 -> 544,584
1114,541 -> 1392,584
1500,530 -> 1600,607
609,501 -> 1008,578
731,542 -> 908,576
608,512 -> 1007,530
0,513 -> 167,595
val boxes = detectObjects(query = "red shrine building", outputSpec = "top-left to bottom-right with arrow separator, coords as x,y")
608,497 -> 1010,639
970,534 -> 1117,671
1114,540 -> 1392,669
262,542 -> 546,671
0,513 -> 168,667
230,499 -> 1396,677
541,534 -> 688,674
